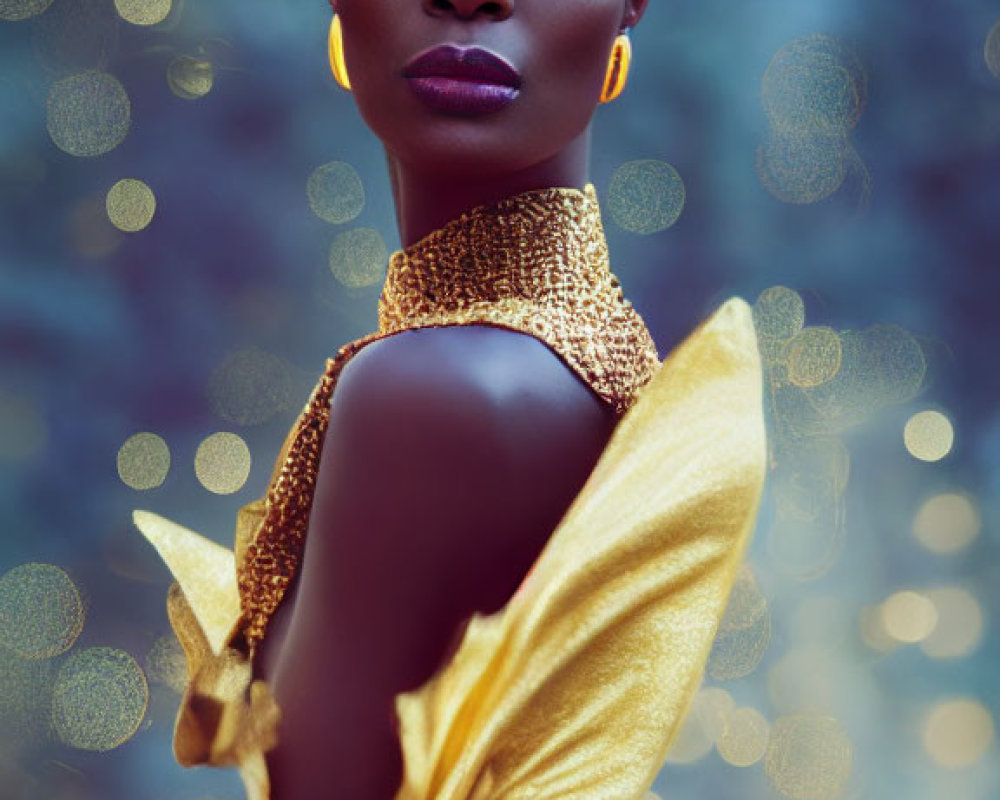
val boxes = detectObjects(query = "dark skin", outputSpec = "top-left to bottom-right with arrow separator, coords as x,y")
256,0 -> 652,796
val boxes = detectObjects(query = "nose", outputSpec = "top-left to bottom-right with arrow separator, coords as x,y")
421,0 -> 514,22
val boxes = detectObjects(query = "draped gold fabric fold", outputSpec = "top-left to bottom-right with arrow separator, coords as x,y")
393,297 -> 765,799
134,183 -> 765,800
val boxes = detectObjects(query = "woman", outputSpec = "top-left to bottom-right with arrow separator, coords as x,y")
137,1 -> 767,797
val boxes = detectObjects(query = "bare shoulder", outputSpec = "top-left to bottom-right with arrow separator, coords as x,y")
263,326 -> 620,795
335,323 -> 616,437
305,324 -> 617,671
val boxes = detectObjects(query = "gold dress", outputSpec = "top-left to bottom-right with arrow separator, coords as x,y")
135,182 -> 767,800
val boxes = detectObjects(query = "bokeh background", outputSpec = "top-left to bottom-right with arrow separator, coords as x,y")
1,0 -> 998,798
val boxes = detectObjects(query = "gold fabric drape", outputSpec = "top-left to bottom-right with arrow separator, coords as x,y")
135,183 -> 766,799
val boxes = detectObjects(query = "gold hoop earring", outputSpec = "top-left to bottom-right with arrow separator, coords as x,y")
599,32 -> 631,104
329,13 -> 351,91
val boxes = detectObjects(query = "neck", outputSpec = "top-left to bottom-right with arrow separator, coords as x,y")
385,127 -> 593,248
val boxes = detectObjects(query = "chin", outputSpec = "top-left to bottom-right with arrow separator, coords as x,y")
389,127 -> 553,181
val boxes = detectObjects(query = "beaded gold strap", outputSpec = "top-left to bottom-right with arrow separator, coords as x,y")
236,183 -> 661,656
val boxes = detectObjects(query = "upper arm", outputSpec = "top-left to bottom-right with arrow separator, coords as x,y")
287,327 -> 616,692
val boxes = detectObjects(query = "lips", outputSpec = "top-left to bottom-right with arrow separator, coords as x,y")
403,44 -> 522,88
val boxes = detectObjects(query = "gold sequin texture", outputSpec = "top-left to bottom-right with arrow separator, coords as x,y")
237,183 -> 662,655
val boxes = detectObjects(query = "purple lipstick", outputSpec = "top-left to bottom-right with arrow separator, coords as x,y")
403,44 -> 522,116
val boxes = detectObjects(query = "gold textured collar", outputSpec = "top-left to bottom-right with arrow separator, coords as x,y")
377,183 -> 661,415
233,182 -> 662,657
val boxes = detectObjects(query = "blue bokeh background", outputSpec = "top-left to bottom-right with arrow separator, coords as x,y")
1,0 -> 998,798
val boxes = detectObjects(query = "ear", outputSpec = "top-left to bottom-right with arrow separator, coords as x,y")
622,0 -> 652,30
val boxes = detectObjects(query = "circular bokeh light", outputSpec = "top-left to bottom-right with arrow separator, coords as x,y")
207,348 -> 297,426
167,55 -> 214,100
114,0 -> 171,26
145,634 -> 187,693
46,71 -> 130,158
51,647 -> 149,751
753,286 -> 806,340
608,159 -> 686,234
880,590 -> 937,644
0,0 -> 54,21
903,410 -> 954,462
194,432 -> 252,495
756,130 -> 846,205
117,432 -> 171,490
0,563 -> 84,659
762,35 -> 867,136
912,492 -> 981,554
786,326 -> 842,387
329,227 -> 389,289
985,21 -> 1000,80
922,699 -> 994,768
717,706 -> 770,766
106,178 -> 156,232
307,161 -> 365,224
920,587 -> 984,659
764,713 -> 852,799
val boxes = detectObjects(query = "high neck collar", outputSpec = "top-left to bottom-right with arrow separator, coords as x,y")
378,183 -> 611,330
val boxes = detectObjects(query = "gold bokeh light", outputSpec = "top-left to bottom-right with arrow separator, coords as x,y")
764,713 -> 852,799
717,706 -> 770,767
920,587 -> 984,659
145,634 -> 187,693
106,178 -> 156,232
985,20 -> 1000,80
329,227 -> 389,289
167,55 -> 214,100
51,647 -> 149,751
756,130 -> 846,205
753,285 -> 806,340
0,0 -> 54,21
922,699 -> 994,768
903,410 -> 954,462
762,35 -> 867,136
46,71 -> 131,158
608,159 -> 686,234
117,432 -> 171,490
880,590 -> 937,644
207,348 -> 298,426
786,326 -> 842,387
0,563 -> 84,659
195,432 -> 252,495
707,601 -> 772,681
912,492 -> 980,554
114,0 -> 171,26
307,161 -> 365,225
663,686 -> 734,764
